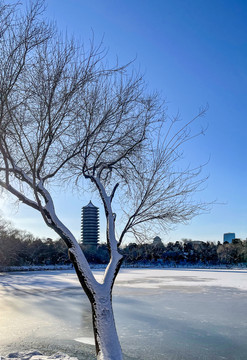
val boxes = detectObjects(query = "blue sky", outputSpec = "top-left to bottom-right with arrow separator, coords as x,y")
1,0 -> 247,244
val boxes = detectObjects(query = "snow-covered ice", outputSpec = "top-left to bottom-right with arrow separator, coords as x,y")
115,268 -> 247,290
1,267 -> 246,292
0,268 -> 247,360
74,337 -> 95,346
1,351 -> 77,360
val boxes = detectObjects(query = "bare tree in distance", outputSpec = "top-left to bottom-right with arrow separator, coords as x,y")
0,1 -> 208,359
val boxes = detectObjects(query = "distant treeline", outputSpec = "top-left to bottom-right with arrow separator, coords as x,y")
121,240 -> 247,266
0,217 -> 246,268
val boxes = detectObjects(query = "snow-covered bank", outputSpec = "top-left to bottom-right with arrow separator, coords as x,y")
0,264 -> 74,272
1,262 -> 246,273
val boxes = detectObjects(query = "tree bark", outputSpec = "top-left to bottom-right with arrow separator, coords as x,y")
71,248 -> 123,359
91,293 -> 123,360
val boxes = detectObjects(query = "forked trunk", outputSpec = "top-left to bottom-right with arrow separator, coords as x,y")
91,293 -> 123,360
70,246 -> 123,359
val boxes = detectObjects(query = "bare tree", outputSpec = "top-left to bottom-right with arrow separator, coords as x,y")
0,1 -> 207,359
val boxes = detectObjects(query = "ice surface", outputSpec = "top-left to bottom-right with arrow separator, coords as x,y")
74,337 -> 95,345
0,268 -> 246,360
115,268 -> 247,291
1,267 -> 246,291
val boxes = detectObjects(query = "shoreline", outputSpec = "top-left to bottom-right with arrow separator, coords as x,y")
1,262 -> 246,273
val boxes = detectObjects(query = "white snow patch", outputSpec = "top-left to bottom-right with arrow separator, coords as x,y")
74,337 -> 95,345
1,351 -> 77,360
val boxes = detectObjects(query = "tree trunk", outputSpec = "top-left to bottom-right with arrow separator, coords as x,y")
91,293 -> 123,360
69,246 -> 123,359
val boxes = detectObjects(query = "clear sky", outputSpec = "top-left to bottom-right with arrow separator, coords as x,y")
1,0 -> 247,244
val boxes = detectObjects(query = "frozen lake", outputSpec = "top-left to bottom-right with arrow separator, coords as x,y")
0,268 -> 247,360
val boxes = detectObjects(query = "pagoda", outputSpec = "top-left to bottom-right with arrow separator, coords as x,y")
81,201 -> 99,246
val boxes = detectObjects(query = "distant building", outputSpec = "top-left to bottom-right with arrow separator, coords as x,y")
191,240 -> 205,245
183,239 -> 205,245
153,236 -> 163,246
223,233 -> 235,243
81,201 -> 99,246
